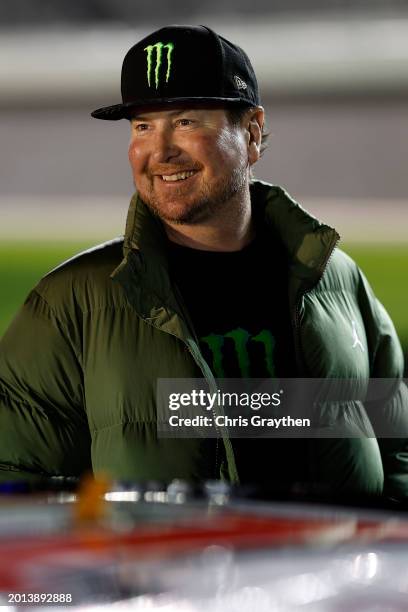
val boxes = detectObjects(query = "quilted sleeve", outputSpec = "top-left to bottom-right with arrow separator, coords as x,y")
357,267 -> 408,500
0,289 -> 91,481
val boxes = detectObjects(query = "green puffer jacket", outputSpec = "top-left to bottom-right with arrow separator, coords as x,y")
1,181 -> 407,498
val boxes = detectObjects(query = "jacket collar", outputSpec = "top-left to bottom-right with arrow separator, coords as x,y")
255,180 -> 340,286
114,179 -> 340,292
110,179 -> 339,378
121,190 -> 169,273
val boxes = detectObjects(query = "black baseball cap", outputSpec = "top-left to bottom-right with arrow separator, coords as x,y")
91,25 -> 261,120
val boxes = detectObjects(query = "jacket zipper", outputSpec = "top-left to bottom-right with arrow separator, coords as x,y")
139,310 -> 224,481
171,283 -> 222,479
180,343 -> 222,482
176,289 -> 241,485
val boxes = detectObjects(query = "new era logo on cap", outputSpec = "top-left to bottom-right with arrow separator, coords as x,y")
234,75 -> 247,90
91,25 -> 261,121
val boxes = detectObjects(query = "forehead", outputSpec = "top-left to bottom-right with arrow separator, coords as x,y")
129,104 -> 228,121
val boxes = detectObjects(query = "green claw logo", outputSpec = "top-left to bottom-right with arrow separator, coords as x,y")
201,327 -> 276,378
144,41 -> 174,89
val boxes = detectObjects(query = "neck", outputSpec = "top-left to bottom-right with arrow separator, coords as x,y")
163,186 -> 254,252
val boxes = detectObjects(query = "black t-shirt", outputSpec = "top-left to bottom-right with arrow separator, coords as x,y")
168,233 -> 307,488
168,233 -> 296,379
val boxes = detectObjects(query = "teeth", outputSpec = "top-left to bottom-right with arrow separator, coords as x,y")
162,171 -> 195,182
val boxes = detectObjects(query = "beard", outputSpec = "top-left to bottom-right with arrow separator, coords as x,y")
136,164 -> 248,225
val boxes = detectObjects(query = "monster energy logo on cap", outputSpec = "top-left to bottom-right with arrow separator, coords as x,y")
144,41 -> 175,89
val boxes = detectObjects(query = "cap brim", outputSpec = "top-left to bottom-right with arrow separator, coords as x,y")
91,97 -> 255,120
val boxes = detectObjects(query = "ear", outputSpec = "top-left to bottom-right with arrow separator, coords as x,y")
246,106 -> 264,166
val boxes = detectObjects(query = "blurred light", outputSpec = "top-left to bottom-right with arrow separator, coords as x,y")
104,491 -> 141,502
272,571 -> 337,605
199,545 -> 236,593
352,552 -> 379,582
144,491 -> 167,503
224,586 -> 271,610
51,493 -> 77,503
173,492 -> 186,504
204,480 -> 230,506
167,479 -> 190,504
210,493 -> 229,506
72,594 -> 197,610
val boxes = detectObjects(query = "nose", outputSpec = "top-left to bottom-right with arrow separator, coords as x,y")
151,125 -> 181,165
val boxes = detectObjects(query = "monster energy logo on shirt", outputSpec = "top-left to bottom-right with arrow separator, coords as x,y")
144,41 -> 175,89
201,327 -> 276,378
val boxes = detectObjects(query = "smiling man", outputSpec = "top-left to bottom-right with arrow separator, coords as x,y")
127,104 -> 259,250
1,25 -> 408,502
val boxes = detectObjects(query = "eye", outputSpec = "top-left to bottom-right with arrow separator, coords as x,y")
134,123 -> 150,132
175,118 -> 194,127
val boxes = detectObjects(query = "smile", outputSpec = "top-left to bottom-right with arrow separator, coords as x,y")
161,170 -> 197,182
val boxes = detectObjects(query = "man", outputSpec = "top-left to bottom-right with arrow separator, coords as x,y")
0,25 -> 407,500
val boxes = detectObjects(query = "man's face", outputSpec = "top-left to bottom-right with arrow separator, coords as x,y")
128,105 -> 255,225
